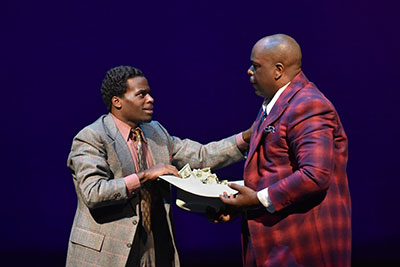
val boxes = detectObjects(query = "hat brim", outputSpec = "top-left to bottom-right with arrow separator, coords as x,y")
159,175 -> 244,213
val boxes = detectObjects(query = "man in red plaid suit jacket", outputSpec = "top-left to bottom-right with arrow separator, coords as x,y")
218,34 -> 351,266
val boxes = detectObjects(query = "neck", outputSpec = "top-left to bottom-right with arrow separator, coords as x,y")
276,77 -> 291,89
265,84 -> 282,100
285,68 -> 301,83
111,111 -> 139,129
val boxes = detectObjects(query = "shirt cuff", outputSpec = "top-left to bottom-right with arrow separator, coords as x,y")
257,187 -> 276,213
124,174 -> 141,195
235,132 -> 250,153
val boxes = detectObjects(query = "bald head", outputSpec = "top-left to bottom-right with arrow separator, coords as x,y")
248,34 -> 302,99
255,34 -> 302,76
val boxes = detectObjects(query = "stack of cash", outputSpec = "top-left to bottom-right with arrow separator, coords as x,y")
178,163 -> 228,185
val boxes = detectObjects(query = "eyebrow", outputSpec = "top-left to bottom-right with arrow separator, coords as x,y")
135,88 -> 150,95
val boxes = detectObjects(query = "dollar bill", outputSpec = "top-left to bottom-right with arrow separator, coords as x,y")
178,163 -> 192,178
179,163 -> 227,185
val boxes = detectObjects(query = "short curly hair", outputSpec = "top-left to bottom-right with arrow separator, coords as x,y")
100,66 -> 144,111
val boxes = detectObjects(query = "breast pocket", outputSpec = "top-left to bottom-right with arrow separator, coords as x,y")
262,123 -> 289,162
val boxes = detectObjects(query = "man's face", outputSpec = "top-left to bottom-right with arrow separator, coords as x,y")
248,44 -> 277,99
118,76 -> 154,125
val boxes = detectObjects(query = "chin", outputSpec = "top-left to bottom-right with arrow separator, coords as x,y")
142,117 -> 153,123
255,90 -> 265,98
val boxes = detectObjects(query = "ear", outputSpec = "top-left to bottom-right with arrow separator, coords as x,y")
274,63 -> 283,80
111,96 -> 122,110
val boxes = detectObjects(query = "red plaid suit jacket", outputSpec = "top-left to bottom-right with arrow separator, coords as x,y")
243,72 -> 351,267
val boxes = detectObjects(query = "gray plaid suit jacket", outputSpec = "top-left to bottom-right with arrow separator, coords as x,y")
66,114 -> 244,267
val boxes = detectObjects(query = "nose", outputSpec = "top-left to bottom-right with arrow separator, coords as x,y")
146,94 -> 154,103
248,65 -> 254,76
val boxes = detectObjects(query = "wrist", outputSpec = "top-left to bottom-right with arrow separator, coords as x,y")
252,191 -> 262,207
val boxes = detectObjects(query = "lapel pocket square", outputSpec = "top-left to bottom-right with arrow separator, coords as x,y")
263,125 -> 276,134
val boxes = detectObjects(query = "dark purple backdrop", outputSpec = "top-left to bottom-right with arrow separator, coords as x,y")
3,0 -> 399,266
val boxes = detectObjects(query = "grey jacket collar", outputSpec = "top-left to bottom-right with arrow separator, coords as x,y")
102,113 -> 136,175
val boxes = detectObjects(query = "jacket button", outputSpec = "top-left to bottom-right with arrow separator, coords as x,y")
132,220 -> 138,225
126,243 -> 132,248
114,193 -> 121,199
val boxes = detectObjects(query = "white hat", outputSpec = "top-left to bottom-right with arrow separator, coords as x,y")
159,175 -> 243,213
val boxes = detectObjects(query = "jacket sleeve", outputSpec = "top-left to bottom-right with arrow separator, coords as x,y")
268,96 -> 337,211
67,127 -> 129,209
154,122 -> 245,170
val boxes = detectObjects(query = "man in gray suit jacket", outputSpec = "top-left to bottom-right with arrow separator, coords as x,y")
66,66 -> 251,267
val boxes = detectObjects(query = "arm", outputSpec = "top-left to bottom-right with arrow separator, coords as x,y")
267,97 -> 336,211
155,120 -> 248,170
124,163 -> 179,194
171,135 -> 244,170
68,127 -> 179,209
67,128 -> 129,209
219,96 -> 337,214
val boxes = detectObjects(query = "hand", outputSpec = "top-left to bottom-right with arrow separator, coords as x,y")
205,205 -> 241,223
219,183 -> 261,209
242,121 -> 257,143
138,163 -> 179,183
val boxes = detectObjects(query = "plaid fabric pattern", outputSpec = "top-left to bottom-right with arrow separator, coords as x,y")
243,72 -> 351,267
66,114 -> 245,267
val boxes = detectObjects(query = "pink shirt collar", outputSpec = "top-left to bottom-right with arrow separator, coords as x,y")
110,114 -> 147,143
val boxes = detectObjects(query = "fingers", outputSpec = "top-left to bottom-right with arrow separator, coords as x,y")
153,163 -> 178,176
220,197 -> 230,204
205,206 -> 232,223
213,214 -> 231,223
227,183 -> 244,192
219,194 -> 234,205
165,164 -> 179,176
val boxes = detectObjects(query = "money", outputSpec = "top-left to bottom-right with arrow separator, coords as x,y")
178,163 -> 192,178
178,163 -> 227,185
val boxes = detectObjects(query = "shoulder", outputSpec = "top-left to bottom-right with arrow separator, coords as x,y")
283,83 -> 340,134
142,120 -> 162,130
68,115 -> 109,164
74,115 -> 109,142
141,120 -> 170,138
289,83 -> 336,116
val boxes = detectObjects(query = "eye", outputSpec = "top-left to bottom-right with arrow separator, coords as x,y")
139,91 -> 148,98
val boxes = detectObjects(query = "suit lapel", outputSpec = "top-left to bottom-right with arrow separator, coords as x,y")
141,123 -> 162,165
245,98 -> 290,169
245,108 -> 264,168
245,72 -> 309,168
103,114 -> 136,176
